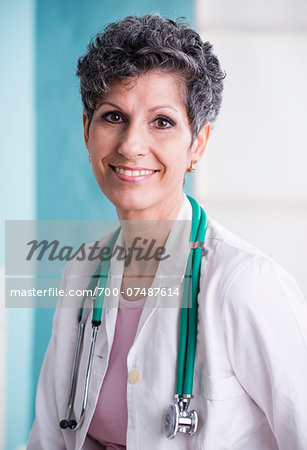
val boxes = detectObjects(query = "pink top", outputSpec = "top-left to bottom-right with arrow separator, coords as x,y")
87,294 -> 146,449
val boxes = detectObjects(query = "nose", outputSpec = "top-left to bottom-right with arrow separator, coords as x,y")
117,121 -> 148,159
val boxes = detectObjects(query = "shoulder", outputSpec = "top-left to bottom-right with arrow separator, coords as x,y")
200,217 -> 264,298
205,216 -> 263,260
223,252 -> 306,331
199,216 -> 305,313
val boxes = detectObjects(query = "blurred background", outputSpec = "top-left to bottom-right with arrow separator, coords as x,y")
1,0 -> 306,448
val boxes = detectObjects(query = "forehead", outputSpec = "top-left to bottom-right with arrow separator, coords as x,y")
99,69 -> 188,110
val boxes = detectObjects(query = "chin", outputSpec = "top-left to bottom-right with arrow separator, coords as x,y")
107,190 -> 156,212
117,200 -> 153,213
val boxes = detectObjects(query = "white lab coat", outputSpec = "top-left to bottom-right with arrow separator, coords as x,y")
27,194 -> 307,450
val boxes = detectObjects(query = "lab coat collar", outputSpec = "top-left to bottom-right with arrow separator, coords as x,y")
106,193 -> 193,303
105,194 -> 193,349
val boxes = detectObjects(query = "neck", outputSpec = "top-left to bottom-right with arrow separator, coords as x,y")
118,192 -> 185,277
116,191 -> 185,221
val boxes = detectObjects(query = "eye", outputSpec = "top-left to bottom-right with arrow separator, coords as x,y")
154,116 -> 176,129
102,111 -> 124,123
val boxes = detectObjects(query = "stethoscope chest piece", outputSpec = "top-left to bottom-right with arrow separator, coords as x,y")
163,395 -> 198,439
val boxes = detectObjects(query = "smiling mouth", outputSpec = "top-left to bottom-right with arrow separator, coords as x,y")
109,165 -> 160,177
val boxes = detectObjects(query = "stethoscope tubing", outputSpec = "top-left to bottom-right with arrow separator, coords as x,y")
92,227 -> 121,324
176,195 -> 207,395
60,196 -> 207,431
184,196 -> 207,394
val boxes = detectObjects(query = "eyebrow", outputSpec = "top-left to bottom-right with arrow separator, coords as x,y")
148,104 -> 178,113
97,101 -> 121,110
97,101 -> 178,114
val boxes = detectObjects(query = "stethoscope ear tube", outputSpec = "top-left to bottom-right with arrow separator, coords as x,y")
59,318 -> 85,429
59,321 -> 100,431
59,227 -> 121,431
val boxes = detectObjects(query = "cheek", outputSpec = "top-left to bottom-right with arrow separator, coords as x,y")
164,159 -> 189,187
173,146 -> 192,172
90,164 -> 104,186
88,129 -> 112,155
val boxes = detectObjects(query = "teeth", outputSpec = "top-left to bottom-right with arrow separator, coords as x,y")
114,167 -> 155,177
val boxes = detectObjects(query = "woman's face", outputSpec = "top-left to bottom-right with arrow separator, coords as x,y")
83,70 -> 210,220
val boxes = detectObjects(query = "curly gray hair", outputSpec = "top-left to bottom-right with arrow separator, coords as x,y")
76,14 -> 225,141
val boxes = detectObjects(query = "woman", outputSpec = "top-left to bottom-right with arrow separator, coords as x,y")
28,14 -> 307,450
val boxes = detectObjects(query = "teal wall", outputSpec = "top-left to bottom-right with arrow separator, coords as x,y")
4,0 -> 194,448
33,0 -> 194,431
1,0 -> 36,449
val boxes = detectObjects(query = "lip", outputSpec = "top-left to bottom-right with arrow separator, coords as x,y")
110,165 -> 159,171
109,164 -> 159,183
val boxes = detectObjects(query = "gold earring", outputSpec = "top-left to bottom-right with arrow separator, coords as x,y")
88,155 -> 92,163
186,160 -> 197,173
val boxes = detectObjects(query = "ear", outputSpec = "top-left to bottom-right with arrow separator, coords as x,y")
83,110 -> 89,149
190,122 -> 211,162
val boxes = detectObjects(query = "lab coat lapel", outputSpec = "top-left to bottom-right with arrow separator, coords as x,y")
74,237 -> 125,448
135,195 -> 192,339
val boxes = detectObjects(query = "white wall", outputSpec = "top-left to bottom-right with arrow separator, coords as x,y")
195,0 -> 307,297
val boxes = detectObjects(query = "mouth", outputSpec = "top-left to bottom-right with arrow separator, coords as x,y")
109,164 -> 160,182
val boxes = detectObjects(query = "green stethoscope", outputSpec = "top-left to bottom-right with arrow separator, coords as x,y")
59,195 -> 207,440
